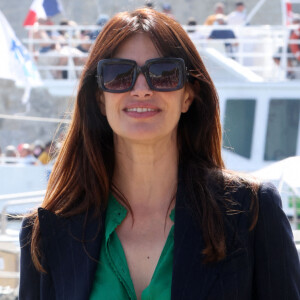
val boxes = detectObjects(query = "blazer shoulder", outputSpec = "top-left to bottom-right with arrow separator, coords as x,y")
20,208 -> 68,246
257,182 -> 282,209
218,172 -> 260,211
37,207 -> 67,238
19,216 -> 35,247
228,180 -> 282,217
37,206 -> 105,242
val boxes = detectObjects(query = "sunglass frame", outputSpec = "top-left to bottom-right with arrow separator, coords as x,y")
96,57 -> 187,93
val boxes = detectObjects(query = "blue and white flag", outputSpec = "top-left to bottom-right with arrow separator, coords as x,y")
0,10 -> 42,87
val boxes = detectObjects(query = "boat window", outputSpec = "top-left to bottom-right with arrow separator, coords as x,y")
264,99 -> 300,161
222,99 -> 256,159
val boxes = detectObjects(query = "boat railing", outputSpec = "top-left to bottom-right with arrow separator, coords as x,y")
0,156 -> 37,164
23,24 -> 300,84
0,190 -> 45,235
0,198 -> 43,235
0,191 -> 44,296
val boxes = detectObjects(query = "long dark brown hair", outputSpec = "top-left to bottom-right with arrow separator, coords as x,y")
29,8 -> 259,271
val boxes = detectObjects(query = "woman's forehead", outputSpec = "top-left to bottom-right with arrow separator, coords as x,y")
113,33 -> 161,63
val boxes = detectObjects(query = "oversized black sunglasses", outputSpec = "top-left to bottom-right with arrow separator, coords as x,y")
96,57 -> 188,93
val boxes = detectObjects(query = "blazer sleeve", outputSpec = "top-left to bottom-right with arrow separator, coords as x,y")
253,182 -> 300,299
19,217 -> 54,300
19,217 -> 40,299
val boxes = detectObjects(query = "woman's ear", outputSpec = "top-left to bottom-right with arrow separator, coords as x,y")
97,93 -> 106,116
181,84 -> 194,113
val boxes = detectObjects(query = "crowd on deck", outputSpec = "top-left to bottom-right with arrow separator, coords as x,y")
30,1 -> 179,79
31,17 -> 94,79
0,140 -> 59,165
27,1 -> 300,80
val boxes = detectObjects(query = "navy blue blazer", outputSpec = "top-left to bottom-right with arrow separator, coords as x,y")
19,182 -> 300,300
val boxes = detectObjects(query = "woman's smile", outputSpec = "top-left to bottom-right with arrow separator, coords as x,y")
123,103 -> 161,119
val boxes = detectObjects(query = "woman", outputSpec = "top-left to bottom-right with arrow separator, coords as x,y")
19,8 -> 300,300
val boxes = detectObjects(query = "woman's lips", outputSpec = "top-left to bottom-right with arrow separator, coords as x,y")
123,104 -> 161,118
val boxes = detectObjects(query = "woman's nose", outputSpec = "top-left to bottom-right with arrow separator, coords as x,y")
130,73 -> 153,98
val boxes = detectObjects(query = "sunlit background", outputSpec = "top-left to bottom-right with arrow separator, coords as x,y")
0,0 -> 300,297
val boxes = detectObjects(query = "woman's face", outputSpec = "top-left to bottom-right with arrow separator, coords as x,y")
100,33 -> 193,144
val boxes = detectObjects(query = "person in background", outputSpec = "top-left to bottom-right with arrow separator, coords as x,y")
162,3 -> 174,19
186,17 -> 205,43
19,143 -> 37,165
204,2 -> 225,25
32,141 -> 45,159
19,8 -> 300,300
76,30 -> 92,53
57,19 -> 87,79
145,0 -> 154,9
90,14 -> 110,40
73,30 -> 93,77
186,17 -> 197,34
289,14 -> 300,71
32,18 -> 62,53
38,141 -> 57,165
58,19 -> 80,41
32,18 -> 66,79
4,145 -> 18,164
226,2 -> 247,26
273,14 -> 300,79
208,14 -> 237,56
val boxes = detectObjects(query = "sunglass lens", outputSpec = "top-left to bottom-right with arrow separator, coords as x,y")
103,63 -> 134,91
148,62 -> 180,90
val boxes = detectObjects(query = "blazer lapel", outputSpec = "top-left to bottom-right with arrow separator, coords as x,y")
171,180 -> 219,300
38,208 -> 104,300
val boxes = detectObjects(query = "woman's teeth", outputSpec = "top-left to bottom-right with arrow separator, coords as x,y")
126,108 -> 156,112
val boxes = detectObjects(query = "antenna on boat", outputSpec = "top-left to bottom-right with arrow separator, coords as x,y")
244,0 -> 267,25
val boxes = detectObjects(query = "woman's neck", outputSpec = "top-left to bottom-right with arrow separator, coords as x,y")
112,136 -> 178,213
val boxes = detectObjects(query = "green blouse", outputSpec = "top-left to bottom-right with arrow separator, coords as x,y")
90,194 -> 175,300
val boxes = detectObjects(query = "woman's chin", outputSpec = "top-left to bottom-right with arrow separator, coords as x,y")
114,129 -> 172,145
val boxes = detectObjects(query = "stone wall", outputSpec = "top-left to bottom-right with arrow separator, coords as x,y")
0,79 -> 71,149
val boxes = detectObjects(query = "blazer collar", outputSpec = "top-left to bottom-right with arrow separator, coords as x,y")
38,178 -> 220,300
171,178 -> 219,300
